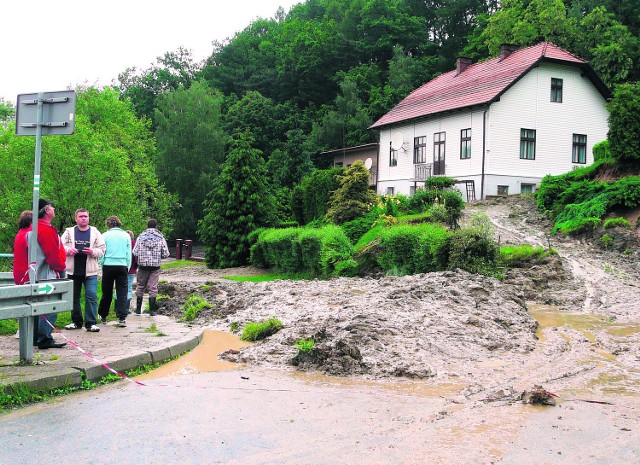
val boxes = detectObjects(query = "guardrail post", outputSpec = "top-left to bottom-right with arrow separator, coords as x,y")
184,240 -> 193,260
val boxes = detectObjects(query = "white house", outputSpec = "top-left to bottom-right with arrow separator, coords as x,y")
369,42 -> 611,200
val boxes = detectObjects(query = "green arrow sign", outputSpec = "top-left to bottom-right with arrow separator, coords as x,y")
36,283 -> 55,295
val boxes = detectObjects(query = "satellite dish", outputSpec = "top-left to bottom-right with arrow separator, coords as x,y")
364,158 -> 373,170
390,134 -> 406,151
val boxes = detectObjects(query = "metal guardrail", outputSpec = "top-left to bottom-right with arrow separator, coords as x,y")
0,275 -> 73,362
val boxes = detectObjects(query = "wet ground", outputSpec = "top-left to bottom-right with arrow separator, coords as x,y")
150,196 -> 640,463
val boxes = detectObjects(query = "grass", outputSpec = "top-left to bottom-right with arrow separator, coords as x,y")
294,338 -> 315,354
0,360 -> 162,412
499,244 -> 555,267
180,295 -> 213,322
241,318 -> 283,341
161,260 -> 204,270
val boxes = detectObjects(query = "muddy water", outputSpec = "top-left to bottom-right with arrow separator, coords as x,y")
136,330 -> 252,380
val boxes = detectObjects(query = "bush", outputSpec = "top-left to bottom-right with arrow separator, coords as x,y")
603,217 -> 631,229
592,140 -> 610,162
377,223 -> 450,275
241,318 -> 283,341
425,177 -> 456,189
250,225 -> 353,278
341,207 -> 382,244
607,83 -> 640,169
326,161 -> 377,224
291,168 -> 343,225
294,338 -> 315,354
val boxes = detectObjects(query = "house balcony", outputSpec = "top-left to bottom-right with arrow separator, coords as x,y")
411,162 -> 446,181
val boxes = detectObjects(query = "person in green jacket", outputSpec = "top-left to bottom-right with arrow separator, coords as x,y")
98,216 -> 131,327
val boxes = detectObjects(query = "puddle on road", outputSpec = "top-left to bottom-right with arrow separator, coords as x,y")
137,330 -> 251,380
528,303 -> 640,342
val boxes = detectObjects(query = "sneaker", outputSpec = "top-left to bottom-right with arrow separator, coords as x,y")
117,319 -> 127,327
100,316 -> 108,324
64,323 -> 82,330
86,325 -> 100,333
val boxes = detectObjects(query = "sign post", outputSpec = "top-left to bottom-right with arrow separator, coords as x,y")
13,90 -> 76,361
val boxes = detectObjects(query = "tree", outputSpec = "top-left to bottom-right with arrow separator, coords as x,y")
154,81 -> 226,239
0,98 -> 14,122
0,87 -> 175,252
607,82 -> 640,169
198,134 -> 274,268
326,160 -> 376,224
266,129 -> 315,189
118,47 -> 202,127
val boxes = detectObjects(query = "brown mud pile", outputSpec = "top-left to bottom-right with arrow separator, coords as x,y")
159,196 -> 640,401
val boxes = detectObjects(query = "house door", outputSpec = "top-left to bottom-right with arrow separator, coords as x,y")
433,132 -> 445,175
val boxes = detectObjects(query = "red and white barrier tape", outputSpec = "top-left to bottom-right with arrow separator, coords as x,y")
38,314 -> 146,387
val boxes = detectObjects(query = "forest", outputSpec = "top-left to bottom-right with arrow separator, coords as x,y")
0,0 -> 638,261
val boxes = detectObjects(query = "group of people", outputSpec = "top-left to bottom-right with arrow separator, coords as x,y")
12,199 -> 170,350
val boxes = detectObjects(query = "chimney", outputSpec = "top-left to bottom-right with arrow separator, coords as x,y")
456,57 -> 473,76
499,44 -> 519,61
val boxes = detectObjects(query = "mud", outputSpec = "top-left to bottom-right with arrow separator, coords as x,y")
148,197 -> 640,462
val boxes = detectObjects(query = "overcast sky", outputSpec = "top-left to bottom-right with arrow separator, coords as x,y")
1,0 -> 301,102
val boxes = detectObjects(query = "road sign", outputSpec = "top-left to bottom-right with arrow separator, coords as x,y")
15,90 -> 76,136
36,283 -> 55,295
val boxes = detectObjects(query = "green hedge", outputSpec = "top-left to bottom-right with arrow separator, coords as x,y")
250,225 -> 353,278
377,223 -> 450,275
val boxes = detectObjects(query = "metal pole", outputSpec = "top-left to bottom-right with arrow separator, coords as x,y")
19,92 -> 45,362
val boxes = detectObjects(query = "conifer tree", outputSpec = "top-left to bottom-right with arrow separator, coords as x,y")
326,160 -> 376,224
199,134 -> 274,268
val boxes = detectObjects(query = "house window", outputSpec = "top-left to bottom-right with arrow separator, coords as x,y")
497,185 -> 509,196
520,129 -> 536,160
414,136 -> 426,164
551,78 -> 563,103
460,129 -> 471,159
521,183 -> 535,194
572,134 -> 587,164
386,187 -> 395,196
390,146 -> 398,166
433,132 -> 446,175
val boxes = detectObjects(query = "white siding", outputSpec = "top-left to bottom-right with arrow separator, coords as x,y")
487,63 -> 608,179
376,62 -> 608,200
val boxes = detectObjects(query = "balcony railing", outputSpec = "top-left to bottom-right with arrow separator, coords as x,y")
413,163 -> 432,180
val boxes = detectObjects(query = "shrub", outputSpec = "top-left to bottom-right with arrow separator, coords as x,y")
341,207 -> 382,244
291,168 -> 343,225
592,140 -> 610,162
603,217 -> 631,229
250,225 -> 353,278
607,83 -> 640,169
326,161 -> 377,224
438,216 -> 500,277
425,177 -> 456,189
241,318 -> 283,341
377,223 -> 450,275
333,259 -> 359,277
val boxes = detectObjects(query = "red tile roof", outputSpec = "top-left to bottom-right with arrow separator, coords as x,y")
370,42 -> 608,129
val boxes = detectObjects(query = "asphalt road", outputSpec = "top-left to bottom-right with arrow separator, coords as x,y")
1,368 -> 639,465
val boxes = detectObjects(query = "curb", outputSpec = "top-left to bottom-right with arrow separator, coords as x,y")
0,330 -> 204,395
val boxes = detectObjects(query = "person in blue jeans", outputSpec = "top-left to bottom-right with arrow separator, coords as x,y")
61,209 -> 106,332
98,216 -> 131,327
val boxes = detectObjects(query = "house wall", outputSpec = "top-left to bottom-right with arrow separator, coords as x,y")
486,62 -> 609,183
330,146 -> 378,186
376,62 -> 608,200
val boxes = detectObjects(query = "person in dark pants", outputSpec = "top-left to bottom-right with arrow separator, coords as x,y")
97,216 -> 131,327
133,218 -> 170,316
15,200 -> 68,349
61,209 -> 106,332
